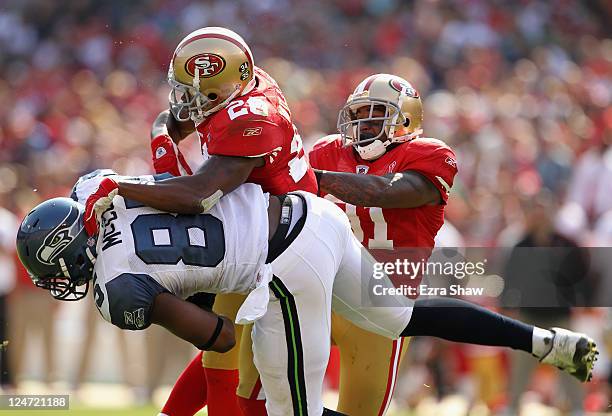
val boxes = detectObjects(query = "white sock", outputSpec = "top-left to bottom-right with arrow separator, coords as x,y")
532,327 -> 554,358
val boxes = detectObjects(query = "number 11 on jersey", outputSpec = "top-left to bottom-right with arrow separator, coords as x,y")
327,195 -> 394,249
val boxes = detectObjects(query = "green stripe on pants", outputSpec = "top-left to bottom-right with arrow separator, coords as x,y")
270,277 -> 308,415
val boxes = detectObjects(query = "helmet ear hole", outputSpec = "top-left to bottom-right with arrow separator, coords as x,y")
404,118 -> 411,127
207,93 -> 218,100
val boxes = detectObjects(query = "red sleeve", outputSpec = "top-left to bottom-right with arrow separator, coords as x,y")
308,134 -> 342,170
406,146 -> 458,204
207,113 -> 286,158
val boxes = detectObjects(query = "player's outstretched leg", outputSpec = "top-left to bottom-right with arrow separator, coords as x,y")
539,327 -> 598,382
327,198 -> 598,383
400,298 -> 598,382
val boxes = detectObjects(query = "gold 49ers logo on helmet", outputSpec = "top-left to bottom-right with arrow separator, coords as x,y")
185,53 -> 226,78
389,79 -> 419,98
168,27 -> 256,122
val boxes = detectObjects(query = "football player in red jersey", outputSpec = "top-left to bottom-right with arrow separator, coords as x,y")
307,73 -> 599,415
308,73 -> 454,416
157,27 -> 316,416
157,27 -> 316,195
134,27 -> 316,416
310,74 -> 455,247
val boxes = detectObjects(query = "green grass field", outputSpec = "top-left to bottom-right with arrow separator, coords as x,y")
0,406 -> 166,415
0,405 -> 417,416
2,404 -> 611,416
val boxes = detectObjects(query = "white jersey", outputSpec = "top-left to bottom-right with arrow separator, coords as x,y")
71,170 -> 415,416
71,170 -> 270,329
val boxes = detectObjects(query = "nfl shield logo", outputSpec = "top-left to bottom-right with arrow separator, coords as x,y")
356,165 -> 369,174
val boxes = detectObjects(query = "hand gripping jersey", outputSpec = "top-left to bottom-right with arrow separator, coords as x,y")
196,67 -> 318,195
71,170 -> 270,330
309,134 -> 458,250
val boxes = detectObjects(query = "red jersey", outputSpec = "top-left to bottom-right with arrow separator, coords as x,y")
196,67 -> 317,195
308,134 -> 458,250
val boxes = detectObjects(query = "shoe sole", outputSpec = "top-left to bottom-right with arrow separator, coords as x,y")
573,336 -> 599,382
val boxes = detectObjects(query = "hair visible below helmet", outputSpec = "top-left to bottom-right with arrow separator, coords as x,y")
168,26 -> 256,123
337,74 -> 424,160
16,198 -> 97,301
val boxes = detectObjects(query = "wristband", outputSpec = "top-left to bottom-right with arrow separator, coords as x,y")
200,190 -> 224,212
198,316 -> 225,351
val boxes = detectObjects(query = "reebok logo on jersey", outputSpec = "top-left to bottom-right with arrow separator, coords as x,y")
124,308 -> 146,329
243,127 -> 263,136
445,157 -> 457,168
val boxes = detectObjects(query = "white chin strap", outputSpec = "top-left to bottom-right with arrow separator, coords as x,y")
192,78 -> 257,125
356,140 -> 387,160
355,128 -> 424,161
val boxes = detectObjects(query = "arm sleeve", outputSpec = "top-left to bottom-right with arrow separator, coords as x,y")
406,147 -> 458,204
98,273 -> 168,330
207,115 -> 286,158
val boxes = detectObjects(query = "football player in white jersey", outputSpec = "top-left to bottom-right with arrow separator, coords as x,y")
17,170 -> 598,416
19,169 -> 412,416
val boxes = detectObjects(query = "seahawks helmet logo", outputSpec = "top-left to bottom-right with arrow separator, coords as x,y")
36,206 -> 81,266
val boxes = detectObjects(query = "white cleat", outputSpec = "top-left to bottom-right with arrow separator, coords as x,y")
540,327 -> 598,382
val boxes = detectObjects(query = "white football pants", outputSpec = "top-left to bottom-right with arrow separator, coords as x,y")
251,192 -> 413,416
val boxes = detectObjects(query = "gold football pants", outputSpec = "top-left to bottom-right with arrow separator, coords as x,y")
203,293 -> 410,416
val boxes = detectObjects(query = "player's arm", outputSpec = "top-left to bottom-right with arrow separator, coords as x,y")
151,292 -> 235,353
150,111 -> 195,176
152,109 -> 195,143
122,112 -> 274,213
315,169 -> 441,208
117,154 -> 262,214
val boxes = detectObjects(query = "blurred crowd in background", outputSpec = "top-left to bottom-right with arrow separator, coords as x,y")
0,0 -> 611,414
